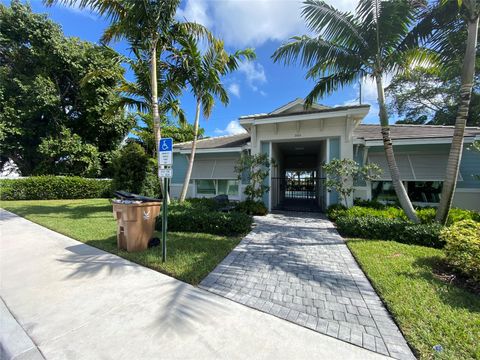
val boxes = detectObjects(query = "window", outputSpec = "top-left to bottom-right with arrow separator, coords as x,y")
196,180 -> 216,195
196,180 -> 240,197
371,181 -> 443,204
407,181 -> 442,203
371,181 -> 397,202
217,180 -> 239,196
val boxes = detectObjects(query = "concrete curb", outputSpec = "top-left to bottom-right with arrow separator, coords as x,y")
0,298 -> 44,360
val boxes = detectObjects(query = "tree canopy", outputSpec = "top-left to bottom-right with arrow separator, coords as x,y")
0,1 -> 133,176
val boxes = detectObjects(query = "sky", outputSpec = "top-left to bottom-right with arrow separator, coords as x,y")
7,0 -> 386,137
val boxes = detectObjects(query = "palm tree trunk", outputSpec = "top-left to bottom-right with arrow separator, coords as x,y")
436,16 -> 479,224
375,74 -> 419,223
179,99 -> 201,202
151,44 -> 169,203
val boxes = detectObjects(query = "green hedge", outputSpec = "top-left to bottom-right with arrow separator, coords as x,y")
0,176 -> 112,200
442,220 -> 480,282
235,200 -> 268,216
329,205 -> 480,225
156,199 -> 253,236
335,215 -> 444,248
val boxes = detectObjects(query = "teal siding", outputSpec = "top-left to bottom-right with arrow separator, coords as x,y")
353,145 -> 366,186
458,146 -> 480,189
172,153 -> 189,184
328,137 -> 340,204
261,142 -> 270,207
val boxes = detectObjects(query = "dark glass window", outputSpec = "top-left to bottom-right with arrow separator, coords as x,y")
407,181 -> 443,203
371,181 -> 397,202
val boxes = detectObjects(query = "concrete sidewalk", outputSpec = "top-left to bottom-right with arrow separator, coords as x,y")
0,209 -> 390,360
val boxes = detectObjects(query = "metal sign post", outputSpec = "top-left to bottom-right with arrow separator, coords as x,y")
158,138 -> 173,263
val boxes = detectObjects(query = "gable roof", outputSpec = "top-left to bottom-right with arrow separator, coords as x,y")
240,104 -> 370,120
354,124 -> 480,141
174,133 -> 250,150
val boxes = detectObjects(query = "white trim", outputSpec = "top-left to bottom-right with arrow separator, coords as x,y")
269,141 -> 272,212
239,107 -> 369,126
178,147 -> 243,154
364,136 -> 477,147
325,138 -> 330,208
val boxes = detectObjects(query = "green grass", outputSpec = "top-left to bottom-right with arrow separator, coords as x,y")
347,239 -> 480,360
0,199 -> 241,285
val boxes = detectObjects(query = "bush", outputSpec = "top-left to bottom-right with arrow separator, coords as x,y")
112,143 -> 160,197
442,220 -> 480,282
156,199 -> 253,236
0,176 -> 112,200
353,198 -> 386,209
335,215 -> 444,248
326,203 -> 347,221
235,200 -> 268,216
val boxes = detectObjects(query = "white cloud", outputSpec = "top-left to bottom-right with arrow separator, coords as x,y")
178,0 -> 359,47
56,3 -> 98,20
214,120 -> 247,135
238,61 -> 267,91
228,83 -> 241,97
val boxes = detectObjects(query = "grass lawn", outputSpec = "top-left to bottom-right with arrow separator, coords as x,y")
347,239 -> 480,360
0,199 -> 241,285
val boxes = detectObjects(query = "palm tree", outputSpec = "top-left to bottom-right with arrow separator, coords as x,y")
175,38 -> 255,202
406,0 -> 479,224
45,0 -> 211,200
272,0 -> 437,222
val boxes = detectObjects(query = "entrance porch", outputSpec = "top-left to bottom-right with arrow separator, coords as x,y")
270,140 -> 327,212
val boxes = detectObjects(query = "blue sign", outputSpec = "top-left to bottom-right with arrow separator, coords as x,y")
159,138 -> 173,152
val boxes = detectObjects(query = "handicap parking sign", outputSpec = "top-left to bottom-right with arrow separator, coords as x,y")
159,138 -> 173,152
158,138 -> 173,166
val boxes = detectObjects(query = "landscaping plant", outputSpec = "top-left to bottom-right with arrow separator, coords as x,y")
323,158 -> 381,207
442,219 -> 480,282
0,176 -> 112,200
234,153 -> 274,203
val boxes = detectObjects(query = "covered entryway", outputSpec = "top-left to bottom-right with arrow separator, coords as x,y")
270,140 -> 327,212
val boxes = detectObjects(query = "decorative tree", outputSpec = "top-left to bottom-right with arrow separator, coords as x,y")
323,159 -> 382,207
234,153 -> 274,202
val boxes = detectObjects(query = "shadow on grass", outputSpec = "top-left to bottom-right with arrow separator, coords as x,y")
2,203 -> 113,220
403,256 -> 480,313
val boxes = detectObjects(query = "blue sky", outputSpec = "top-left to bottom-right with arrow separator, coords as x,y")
9,0 -> 384,137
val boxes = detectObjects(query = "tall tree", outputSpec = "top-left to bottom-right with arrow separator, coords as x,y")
272,0 -> 435,222
406,0 -> 480,223
176,38 -> 255,202
45,0 -> 211,199
0,1 -> 132,176
388,66 -> 480,126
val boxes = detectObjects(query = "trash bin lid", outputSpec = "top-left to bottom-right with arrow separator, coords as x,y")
114,191 -> 162,203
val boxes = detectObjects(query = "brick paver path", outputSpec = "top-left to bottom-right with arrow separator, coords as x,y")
200,213 -> 415,360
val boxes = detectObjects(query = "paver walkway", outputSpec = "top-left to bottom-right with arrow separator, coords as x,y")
200,212 -> 415,360
0,209 -> 389,360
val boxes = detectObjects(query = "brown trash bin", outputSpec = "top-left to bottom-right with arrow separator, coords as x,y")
112,201 -> 162,252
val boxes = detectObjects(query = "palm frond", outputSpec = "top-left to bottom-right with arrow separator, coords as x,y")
305,71 -> 362,106
302,0 -> 367,49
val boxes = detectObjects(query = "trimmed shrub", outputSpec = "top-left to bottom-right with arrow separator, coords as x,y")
353,198 -> 386,209
235,200 -> 268,216
335,215 -> 444,248
442,220 -> 480,282
326,203 -> 347,221
0,176 -> 112,200
155,199 -> 253,236
112,142 -> 147,194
